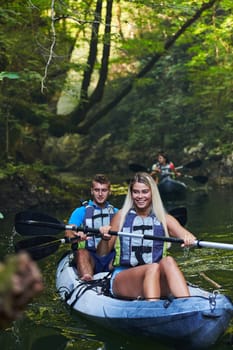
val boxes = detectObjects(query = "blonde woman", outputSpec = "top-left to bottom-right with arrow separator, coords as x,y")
98,172 -> 196,301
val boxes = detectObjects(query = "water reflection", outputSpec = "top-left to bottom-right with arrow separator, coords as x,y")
0,186 -> 232,349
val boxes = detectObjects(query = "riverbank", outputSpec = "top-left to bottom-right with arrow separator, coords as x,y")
0,170 -> 128,216
0,171 -> 88,215
0,166 -> 232,216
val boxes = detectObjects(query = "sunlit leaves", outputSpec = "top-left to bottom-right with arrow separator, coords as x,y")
0,72 -> 19,80
0,0 -> 233,170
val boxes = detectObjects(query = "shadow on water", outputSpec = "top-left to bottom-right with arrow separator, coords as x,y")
0,185 -> 232,349
64,310 -> 233,350
2,313 -> 232,350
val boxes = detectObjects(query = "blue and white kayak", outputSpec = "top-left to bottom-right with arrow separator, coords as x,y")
56,252 -> 233,349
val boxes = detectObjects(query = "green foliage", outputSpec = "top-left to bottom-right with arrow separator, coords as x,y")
0,0 -> 232,176
0,72 -> 19,80
0,161 -> 56,180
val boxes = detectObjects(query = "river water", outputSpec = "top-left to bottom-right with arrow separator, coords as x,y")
0,184 -> 232,350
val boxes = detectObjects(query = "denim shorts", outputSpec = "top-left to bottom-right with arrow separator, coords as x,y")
110,266 -> 129,296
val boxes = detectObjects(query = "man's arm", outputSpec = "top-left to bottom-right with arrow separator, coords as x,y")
65,206 -> 86,238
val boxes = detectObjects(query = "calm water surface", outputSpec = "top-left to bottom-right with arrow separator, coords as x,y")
0,185 -> 232,350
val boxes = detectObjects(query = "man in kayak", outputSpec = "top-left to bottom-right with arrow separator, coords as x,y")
151,151 -> 181,183
0,252 -> 43,328
97,172 -> 196,300
65,174 -> 118,281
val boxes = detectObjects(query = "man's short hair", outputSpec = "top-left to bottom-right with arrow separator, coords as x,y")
92,174 -> 111,187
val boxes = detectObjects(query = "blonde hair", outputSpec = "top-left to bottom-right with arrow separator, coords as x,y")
119,172 -> 169,238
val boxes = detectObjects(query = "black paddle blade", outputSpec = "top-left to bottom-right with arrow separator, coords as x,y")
168,207 -> 187,226
184,159 -> 202,169
14,211 -> 63,236
14,236 -> 60,260
192,175 -> 208,184
129,163 -> 149,172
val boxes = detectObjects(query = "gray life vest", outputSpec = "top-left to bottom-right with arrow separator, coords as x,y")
84,204 -> 115,251
119,209 -> 165,266
157,162 -> 172,175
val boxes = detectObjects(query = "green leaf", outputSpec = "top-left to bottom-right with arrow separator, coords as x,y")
0,72 -> 20,81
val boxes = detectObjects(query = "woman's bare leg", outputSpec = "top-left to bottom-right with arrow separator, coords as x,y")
113,264 -> 161,300
159,256 -> 190,297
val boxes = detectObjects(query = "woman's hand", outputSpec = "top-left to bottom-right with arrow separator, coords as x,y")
181,233 -> 196,248
152,167 -> 161,174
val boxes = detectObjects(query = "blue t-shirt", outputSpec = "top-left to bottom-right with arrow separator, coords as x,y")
68,200 -> 118,226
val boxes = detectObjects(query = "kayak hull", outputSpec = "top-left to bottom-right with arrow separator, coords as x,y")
158,176 -> 187,198
56,253 -> 233,349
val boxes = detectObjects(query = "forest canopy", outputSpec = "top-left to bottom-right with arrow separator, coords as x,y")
0,0 -> 232,176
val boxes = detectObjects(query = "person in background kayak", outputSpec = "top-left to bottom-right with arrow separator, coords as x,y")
65,174 -> 118,281
0,252 -> 43,328
97,172 -> 196,301
151,151 -> 181,183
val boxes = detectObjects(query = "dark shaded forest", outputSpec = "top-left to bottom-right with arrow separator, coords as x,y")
0,0 -> 233,213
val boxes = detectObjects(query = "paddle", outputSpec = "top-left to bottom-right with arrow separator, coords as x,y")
14,207 -> 187,236
129,160 -> 207,184
183,175 -> 208,184
15,227 -> 233,261
128,163 -> 149,172
175,159 -> 202,170
168,207 -> 187,226
129,159 -> 202,173
14,235 -> 91,260
15,236 -> 65,260
14,211 -> 65,236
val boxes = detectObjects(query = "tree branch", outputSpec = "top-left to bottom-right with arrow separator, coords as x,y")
74,0 -> 218,133
70,0 -> 113,124
41,0 -> 56,94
